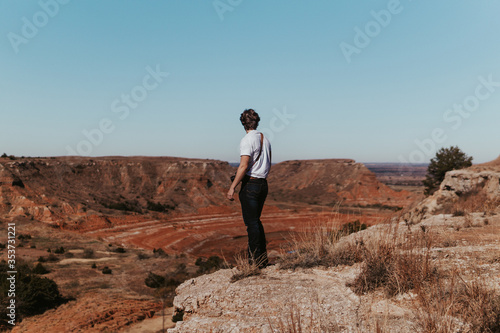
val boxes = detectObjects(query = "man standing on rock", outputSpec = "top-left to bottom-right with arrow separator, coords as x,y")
227,109 -> 272,268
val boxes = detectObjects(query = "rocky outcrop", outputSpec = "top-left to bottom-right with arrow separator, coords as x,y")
419,160 -> 500,213
268,159 -> 415,208
168,265 -> 364,333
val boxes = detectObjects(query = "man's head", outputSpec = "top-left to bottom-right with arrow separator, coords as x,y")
240,109 -> 260,131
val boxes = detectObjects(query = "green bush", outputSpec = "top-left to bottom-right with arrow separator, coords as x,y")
83,248 -> 94,259
423,146 -> 473,195
102,200 -> 142,213
0,261 -> 66,326
54,246 -> 65,254
147,200 -> 175,212
32,262 -> 49,275
102,267 -> 112,274
17,234 -> 32,240
145,272 -> 166,289
339,220 -> 367,236
153,248 -> 168,257
114,247 -> 126,253
47,254 -> 60,262
195,256 -> 224,275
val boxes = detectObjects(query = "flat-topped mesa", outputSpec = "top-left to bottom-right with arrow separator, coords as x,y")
267,159 -> 415,208
0,156 -> 236,228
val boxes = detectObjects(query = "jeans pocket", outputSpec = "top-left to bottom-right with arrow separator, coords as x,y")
245,183 -> 261,196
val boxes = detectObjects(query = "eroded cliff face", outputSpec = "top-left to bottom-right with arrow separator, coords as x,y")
0,157 -> 418,233
267,159 -> 415,208
0,156 -> 235,230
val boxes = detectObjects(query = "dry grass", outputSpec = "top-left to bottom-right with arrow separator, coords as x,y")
415,273 -> 500,332
266,298 -> 342,333
278,219 -> 365,270
267,303 -> 307,333
442,187 -> 500,216
230,251 -> 263,282
348,224 -> 435,297
276,205 -> 500,332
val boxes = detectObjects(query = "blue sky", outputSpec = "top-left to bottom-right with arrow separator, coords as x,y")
1,1 -> 499,163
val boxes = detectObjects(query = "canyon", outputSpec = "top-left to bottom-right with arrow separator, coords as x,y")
0,157 -> 417,259
0,155 -> 424,332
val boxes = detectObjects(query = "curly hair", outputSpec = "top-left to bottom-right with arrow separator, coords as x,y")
240,109 -> 260,131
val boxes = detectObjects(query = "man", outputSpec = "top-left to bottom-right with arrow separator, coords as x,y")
227,109 -> 272,268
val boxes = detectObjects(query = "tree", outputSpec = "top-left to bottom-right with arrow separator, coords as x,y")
0,261 -> 66,327
423,146 -> 473,195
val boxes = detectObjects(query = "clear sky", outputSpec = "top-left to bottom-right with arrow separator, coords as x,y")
1,1 -> 499,164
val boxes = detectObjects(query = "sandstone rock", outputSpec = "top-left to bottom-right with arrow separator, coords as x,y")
169,265 -> 364,332
420,168 -> 500,213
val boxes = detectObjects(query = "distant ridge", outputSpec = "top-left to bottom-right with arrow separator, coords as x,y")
476,155 -> 500,166
470,155 -> 500,172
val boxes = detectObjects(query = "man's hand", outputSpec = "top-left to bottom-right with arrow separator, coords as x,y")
227,155 -> 250,202
227,187 -> 235,201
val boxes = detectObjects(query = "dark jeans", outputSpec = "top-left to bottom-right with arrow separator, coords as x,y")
239,176 -> 268,267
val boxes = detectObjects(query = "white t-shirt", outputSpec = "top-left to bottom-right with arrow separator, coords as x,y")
240,130 -> 272,179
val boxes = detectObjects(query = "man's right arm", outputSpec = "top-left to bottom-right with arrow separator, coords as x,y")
227,155 -> 250,201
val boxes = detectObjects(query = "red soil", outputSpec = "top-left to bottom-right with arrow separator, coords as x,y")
88,204 -> 390,261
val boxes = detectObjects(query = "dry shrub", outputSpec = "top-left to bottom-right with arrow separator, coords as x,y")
267,299 -> 341,333
401,206 -> 428,226
454,280 -> 500,332
445,186 -> 500,216
438,234 -> 458,248
278,220 -> 364,270
415,273 -> 500,333
349,225 -> 434,297
230,252 -> 263,282
463,213 -> 475,228
267,303 -> 306,333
